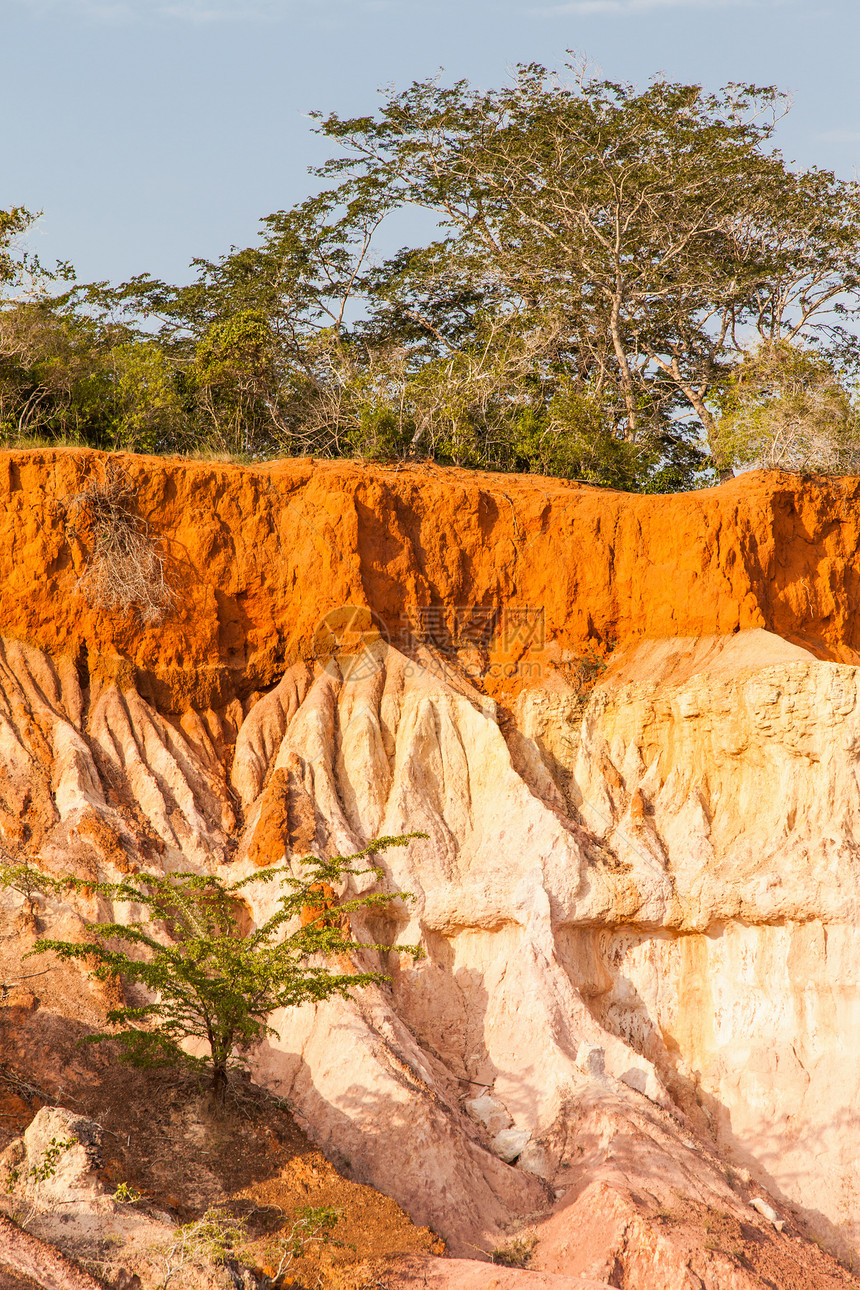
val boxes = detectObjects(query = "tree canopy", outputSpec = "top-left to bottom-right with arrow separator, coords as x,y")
3,61 -> 860,488
32,835 -> 423,1100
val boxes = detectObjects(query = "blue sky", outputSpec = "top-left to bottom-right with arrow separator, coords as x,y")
4,0 -> 858,285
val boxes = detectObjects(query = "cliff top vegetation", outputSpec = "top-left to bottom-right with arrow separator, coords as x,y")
2,60 -> 859,492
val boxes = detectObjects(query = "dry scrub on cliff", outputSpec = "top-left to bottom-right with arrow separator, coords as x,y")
61,459 -> 172,623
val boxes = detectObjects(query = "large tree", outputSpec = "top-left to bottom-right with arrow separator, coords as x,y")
96,192 -> 388,459
314,64 -> 860,479
4,66 -> 859,485
0,207 -> 36,290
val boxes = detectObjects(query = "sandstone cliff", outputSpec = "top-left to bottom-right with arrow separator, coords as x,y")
2,448 -> 860,1289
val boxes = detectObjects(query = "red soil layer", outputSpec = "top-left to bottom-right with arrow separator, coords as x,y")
1,449 -> 858,711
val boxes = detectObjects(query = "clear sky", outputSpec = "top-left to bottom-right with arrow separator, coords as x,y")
4,0 -> 858,287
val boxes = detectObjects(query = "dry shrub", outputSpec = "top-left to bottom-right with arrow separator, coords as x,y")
491,1232 -> 537,1267
63,459 -> 172,623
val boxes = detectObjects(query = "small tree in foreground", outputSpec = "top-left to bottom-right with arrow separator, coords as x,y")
31,835 -> 424,1100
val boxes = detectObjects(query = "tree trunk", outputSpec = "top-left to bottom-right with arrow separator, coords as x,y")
609,295 -> 638,439
212,1062 -> 228,1105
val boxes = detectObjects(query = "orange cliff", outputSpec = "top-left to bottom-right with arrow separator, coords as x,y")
0,448 -> 858,711
4,448 -> 860,1287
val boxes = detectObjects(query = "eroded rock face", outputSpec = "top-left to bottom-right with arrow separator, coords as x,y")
15,1107 -> 110,1215
2,453 -> 860,1287
555,639 -> 860,1266
2,449 -> 860,712
0,1214 -> 105,1290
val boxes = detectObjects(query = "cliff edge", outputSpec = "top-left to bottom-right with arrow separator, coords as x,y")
1,450 -> 859,1290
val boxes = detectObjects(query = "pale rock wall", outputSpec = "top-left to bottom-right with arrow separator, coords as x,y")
542,634 -> 860,1265
2,453 -> 860,1286
3,627 -> 860,1280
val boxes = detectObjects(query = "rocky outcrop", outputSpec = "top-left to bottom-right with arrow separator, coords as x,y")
0,1215 -> 104,1290
2,451 -> 860,1287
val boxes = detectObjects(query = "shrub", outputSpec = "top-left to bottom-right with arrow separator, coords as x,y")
32,834 -> 425,1101
491,1232 -> 537,1267
61,458 -> 172,623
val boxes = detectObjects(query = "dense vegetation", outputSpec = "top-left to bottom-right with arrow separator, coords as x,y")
3,62 -> 860,490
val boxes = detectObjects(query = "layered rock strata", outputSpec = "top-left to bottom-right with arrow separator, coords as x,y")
1,450 -> 859,1288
